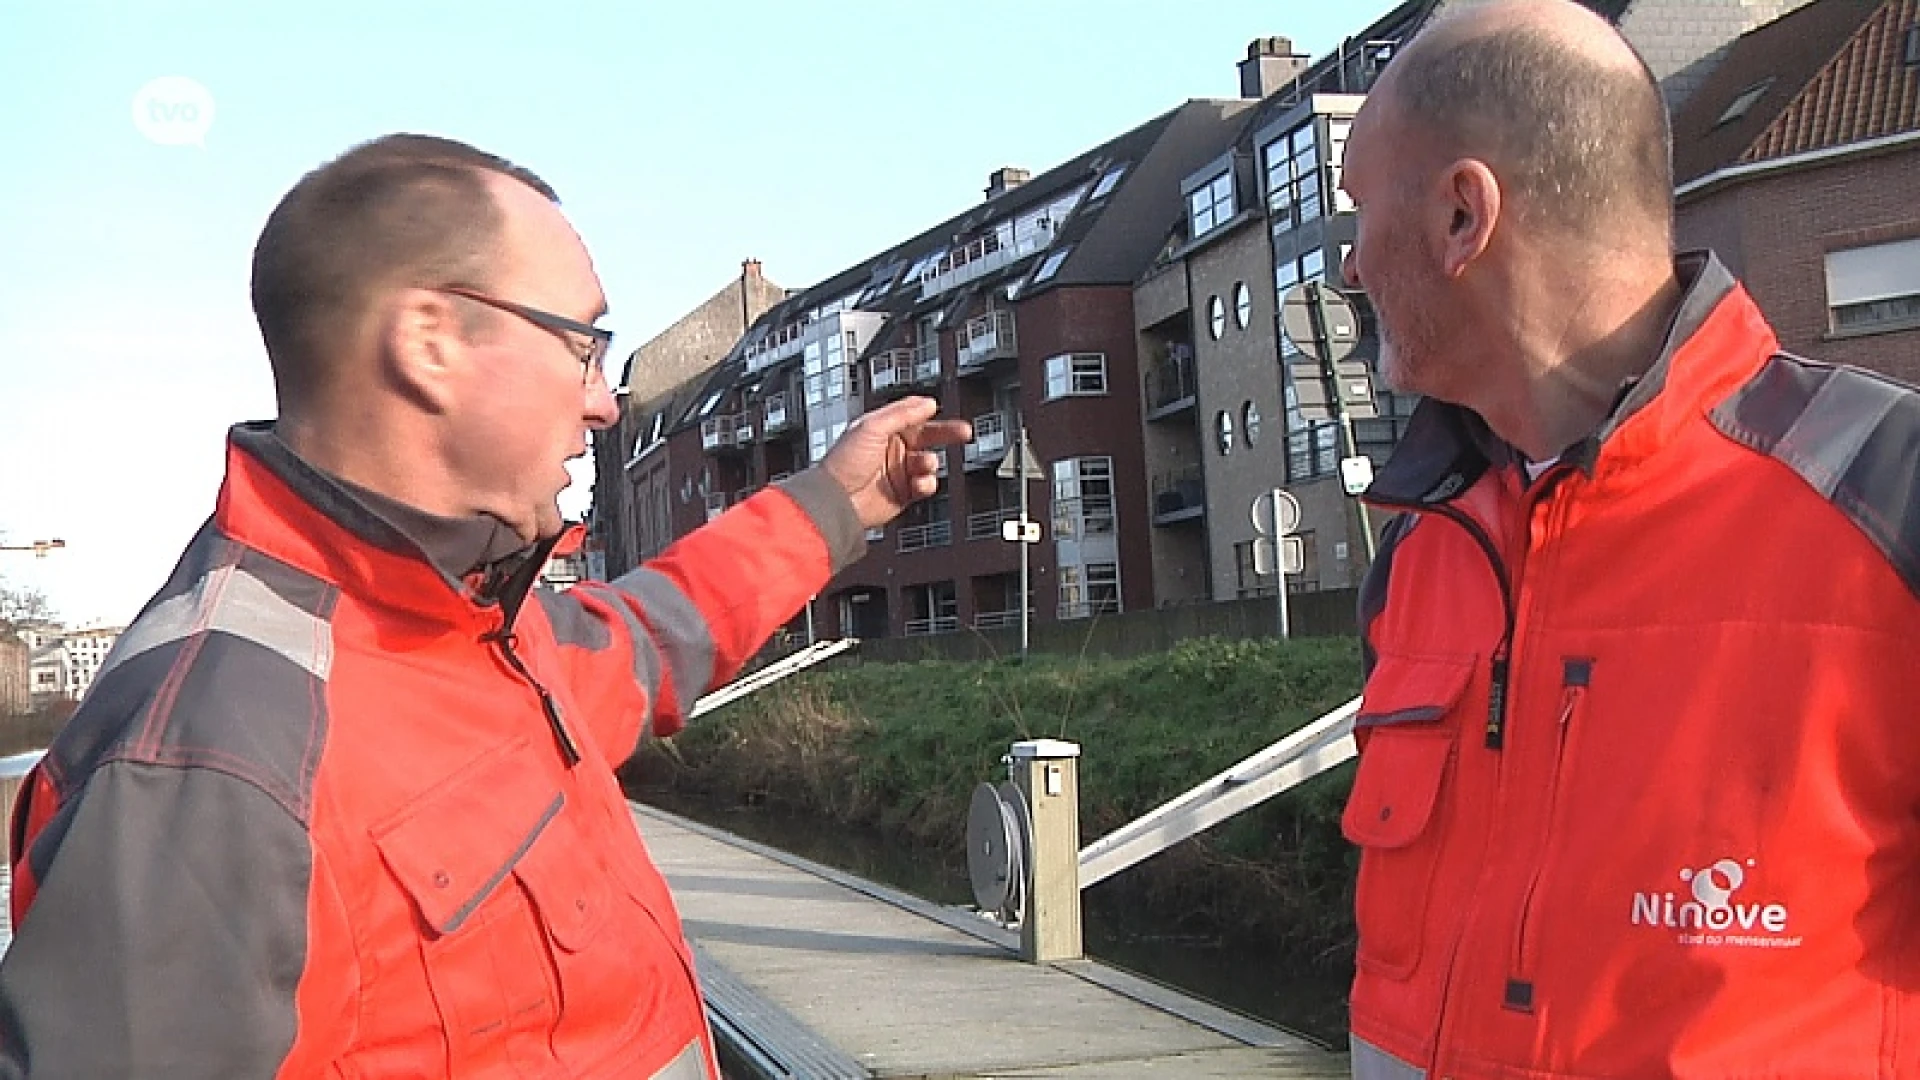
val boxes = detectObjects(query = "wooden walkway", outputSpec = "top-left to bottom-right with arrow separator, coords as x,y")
635,803 -> 1350,1079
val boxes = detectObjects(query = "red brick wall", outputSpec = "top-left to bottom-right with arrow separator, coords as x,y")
1676,148 -> 1920,386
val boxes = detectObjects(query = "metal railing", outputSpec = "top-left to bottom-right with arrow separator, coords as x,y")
903,615 -> 962,637
869,347 -> 939,393
704,492 -> 728,522
1151,465 -> 1205,521
701,413 -> 755,450
762,391 -> 794,434
896,520 -> 953,553
967,506 -> 1020,540
956,311 -> 1017,373
971,609 -> 1024,631
1144,344 -> 1198,416
963,411 -> 1011,468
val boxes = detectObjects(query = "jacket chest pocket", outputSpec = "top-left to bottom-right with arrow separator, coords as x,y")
1342,649 -> 1473,980
373,740 -> 567,1077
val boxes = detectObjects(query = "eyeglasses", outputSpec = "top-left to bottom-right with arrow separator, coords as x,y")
438,286 -> 614,384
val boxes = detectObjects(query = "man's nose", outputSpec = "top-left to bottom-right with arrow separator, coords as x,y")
584,375 -> 620,429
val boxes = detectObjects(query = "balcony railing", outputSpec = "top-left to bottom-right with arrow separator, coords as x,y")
956,311 -> 1017,374
1152,464 -> 1205,523
896,519 -> 953,553
703,492 -> 728,522
972,609 -> 1026,631
869,347 -> 939,393
967,506 -> 1020,541
700,413 -> 754,451
903,615 -> 963,637
744,318 -> 811,373
919,224 -> 1056,299
762,390 -> 795,435
1145,344 -> 1198,417
963,411 -> 1011,469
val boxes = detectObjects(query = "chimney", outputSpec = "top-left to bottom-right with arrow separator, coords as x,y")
1239,36 -> 1312,99
985,166 -> 1031,201
741,258 -> 762,280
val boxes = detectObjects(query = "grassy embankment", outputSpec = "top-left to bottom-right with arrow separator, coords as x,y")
625,635 -> 1365,969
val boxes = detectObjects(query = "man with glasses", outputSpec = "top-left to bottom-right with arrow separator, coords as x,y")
0,134 -> 968,1079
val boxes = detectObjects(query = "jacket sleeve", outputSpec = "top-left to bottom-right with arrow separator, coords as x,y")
0,760 -> 356,1078
543,466 -> 866,764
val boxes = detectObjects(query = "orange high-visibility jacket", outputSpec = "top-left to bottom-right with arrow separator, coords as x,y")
1348,254 -> 1920,1078
0,424 -> 863,1079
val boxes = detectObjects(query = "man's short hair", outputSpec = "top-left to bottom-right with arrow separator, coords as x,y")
250,134 -> 558,410
1389,23 -> 1673,245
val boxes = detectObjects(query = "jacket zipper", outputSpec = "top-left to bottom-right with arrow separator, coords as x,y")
1375,498 -> 1519,750
488,627 -> 583,767
1506,658 -> 1591,1010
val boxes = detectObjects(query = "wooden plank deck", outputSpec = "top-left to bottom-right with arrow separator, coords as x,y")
634,802 -> 1350,1079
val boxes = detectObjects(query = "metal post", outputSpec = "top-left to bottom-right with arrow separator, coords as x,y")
1017,424 -> 1031,661
1272,487 -> 1292,641
1011,738 -> 1082,963
1306,282 -> 1378,565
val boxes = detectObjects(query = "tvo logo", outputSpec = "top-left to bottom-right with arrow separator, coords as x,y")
132,77 -> 216,148
1630,858 -> 1790,936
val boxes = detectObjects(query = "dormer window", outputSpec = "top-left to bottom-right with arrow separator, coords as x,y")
1188,171 -> 1235,238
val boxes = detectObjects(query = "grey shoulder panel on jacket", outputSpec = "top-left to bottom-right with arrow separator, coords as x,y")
0,760 -> 312,1078
1710,355 -> 1920,599
41,529 -> 335,828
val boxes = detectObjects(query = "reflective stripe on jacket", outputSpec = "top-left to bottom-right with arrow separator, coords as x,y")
0,423 -> 865,1078
1349,253 -> 1920,1078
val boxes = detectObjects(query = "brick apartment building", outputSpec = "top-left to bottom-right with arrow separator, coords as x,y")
591,0 -> 1889,642
1673,0 -> 1920,385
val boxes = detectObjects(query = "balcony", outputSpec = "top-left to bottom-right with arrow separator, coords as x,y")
1145,344 -> 1198,419
1152,464 -> 1205,524
703,492 -> 728,522
744,318 -> 811,373
972,608 -> 1026,631
868,347 -> 939,395
896,519 -> 953,554
956,311 -> 1017,375
918,225 -> 1054,300
963,411 -> 1012,470
762,390 -> 796,435
903,615 -> 962,637
967,506 -> 1020,541
700,413 -> 754,452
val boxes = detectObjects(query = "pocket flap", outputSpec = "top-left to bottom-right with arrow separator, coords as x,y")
515,811 -> 608,952
1357,649 -> 1477,729
1342,730 -> 1452,849
372,738 -> 562,934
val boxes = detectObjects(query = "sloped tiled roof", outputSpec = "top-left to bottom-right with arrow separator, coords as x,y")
1674,0 -> 1917,185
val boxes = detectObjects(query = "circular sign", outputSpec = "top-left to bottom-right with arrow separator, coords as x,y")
1279,282 -> 1360,364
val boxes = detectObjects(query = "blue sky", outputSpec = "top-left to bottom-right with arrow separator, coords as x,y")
0,0 -> 1398,625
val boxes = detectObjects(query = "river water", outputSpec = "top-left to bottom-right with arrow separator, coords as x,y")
644,793 -> 1351,1048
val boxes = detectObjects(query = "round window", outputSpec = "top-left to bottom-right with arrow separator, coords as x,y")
1208,295 -> 1226,340
1216,409 -> 1234,455
1234,281 -> 1252,330
1242,400 -> 1261,447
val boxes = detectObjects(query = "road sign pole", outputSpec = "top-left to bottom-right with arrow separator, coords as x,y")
1306,281 -> 1378,566
1019,434 -> 1030,661
1271,488 -> 1291,641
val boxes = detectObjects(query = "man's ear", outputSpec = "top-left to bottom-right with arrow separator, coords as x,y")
1439,159 -> 1501,278
381,288 -> 466,414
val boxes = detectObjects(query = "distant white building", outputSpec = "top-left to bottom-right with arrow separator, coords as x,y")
23,624 -> 124,703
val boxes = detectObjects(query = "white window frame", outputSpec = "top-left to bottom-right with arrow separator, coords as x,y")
1044,353 -> 1108,400
1188,170 -> 1236,238
1826,238 -> 1920,334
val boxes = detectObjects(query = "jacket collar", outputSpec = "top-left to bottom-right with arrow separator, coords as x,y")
1367,251 -> 1747,509
216,422 -> 564,626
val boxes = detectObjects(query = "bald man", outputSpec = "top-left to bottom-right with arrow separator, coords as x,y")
1341,2 -> 1920,1077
